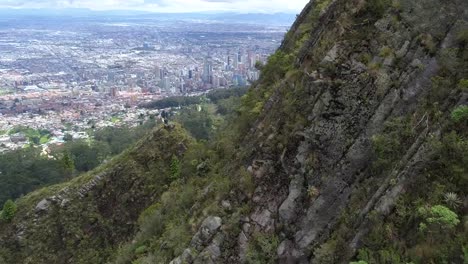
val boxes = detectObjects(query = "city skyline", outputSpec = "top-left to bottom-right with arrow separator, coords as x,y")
0,0 -> 309,13
0,13 -> 287,152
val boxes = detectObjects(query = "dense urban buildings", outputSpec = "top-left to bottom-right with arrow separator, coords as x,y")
0,13 -> 293,152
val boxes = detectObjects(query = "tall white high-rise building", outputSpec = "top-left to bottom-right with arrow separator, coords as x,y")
203,57 -> 213,84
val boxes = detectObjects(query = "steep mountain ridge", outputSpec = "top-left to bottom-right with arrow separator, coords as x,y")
0,125 -> 193,263
0,0 -> 467,263
231,0 -> 467,261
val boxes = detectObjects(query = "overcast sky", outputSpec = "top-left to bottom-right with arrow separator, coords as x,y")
0,0 -> 310,13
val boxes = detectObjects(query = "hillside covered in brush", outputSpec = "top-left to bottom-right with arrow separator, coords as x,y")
0,0 -> 467,263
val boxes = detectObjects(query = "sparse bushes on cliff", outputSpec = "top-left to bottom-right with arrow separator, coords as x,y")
246,233 -> 279,264
451,105 -> 468,123
458,79 -> 468,90
362,0 -> 391,18
417,205 -> 460,232
0,200 -> 17,222
170,155 -> 181,180
259,51 -> 294,85
456,29 -> 468,46
371,117 -> 414,172
379,46 -> 394,58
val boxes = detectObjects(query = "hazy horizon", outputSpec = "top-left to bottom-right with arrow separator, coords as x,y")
0,0 -> 309,14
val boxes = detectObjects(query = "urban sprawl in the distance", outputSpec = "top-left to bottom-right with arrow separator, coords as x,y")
0,13 -> 293,152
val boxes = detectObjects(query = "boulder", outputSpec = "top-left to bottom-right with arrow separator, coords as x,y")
278,174 -> 304,223
190,216 -> 222,250
169,248 -> 194,264
193,233 -> 225,264
35,199 -> 50,213
322,44 -> 340,63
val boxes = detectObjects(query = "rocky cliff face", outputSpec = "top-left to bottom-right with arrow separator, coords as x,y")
234,0 -> 468,262
0,0 -> 467,263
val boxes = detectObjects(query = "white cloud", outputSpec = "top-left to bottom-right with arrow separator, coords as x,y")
0,0 -> 309,13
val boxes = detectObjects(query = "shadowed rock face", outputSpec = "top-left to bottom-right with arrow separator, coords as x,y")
234,0 -> 468,262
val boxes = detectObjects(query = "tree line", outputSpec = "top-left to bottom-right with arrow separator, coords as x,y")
140,87 -> 248,109
0,121 -> 156,206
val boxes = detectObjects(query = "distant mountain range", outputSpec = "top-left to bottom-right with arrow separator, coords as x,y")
0,8 -> 297,26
